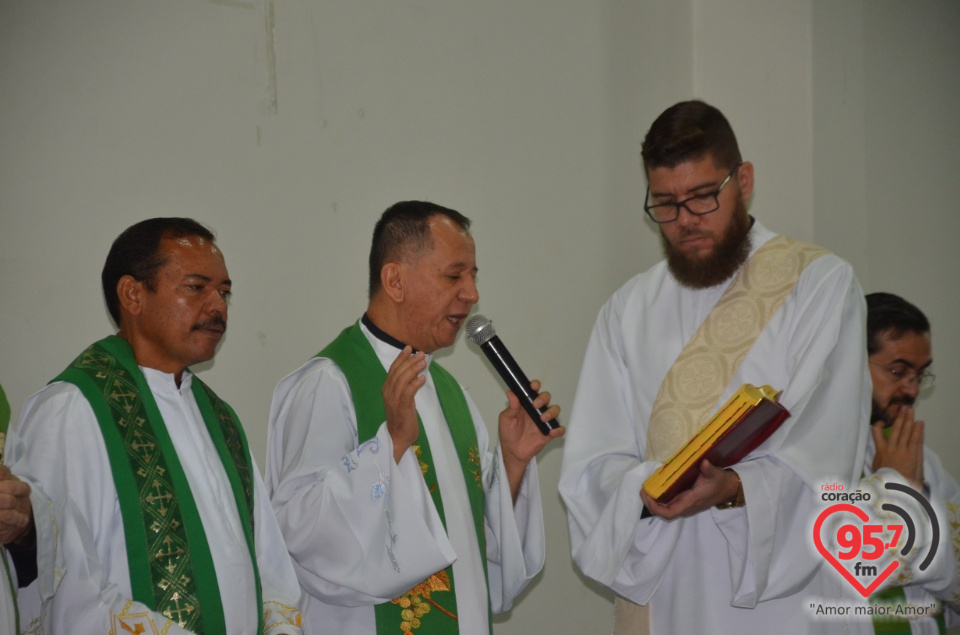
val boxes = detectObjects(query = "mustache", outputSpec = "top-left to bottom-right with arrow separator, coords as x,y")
870,395 -> 916,426
889,395 -> 915,407
192,317 -> 227,333
678,228 -> 709,240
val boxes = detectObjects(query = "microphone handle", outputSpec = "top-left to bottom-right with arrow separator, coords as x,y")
479,336 -> 560,435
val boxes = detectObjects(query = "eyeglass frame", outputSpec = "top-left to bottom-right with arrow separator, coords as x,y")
643,162 -> 743,224
868,361 -> 936,390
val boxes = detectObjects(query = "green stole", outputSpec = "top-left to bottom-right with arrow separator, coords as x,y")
0,383 -> 9,461
864,444 -> 945,633
870,586 -> 945,634
319,322 -> 491,635
0,383 -> 20,635
52,336 -> 262,634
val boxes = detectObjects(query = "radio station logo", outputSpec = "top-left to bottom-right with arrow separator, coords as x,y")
813,481 -> 940,598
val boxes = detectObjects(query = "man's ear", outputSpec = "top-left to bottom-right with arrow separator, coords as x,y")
737,161 -> 755,201
116,275 -> 145,318
380,263 -> 404,303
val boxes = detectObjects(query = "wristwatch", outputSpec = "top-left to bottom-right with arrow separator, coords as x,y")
716,469 -> 746,509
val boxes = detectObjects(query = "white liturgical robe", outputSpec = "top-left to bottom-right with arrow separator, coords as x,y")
0,552 -> 13,635
265,321 -> 545,635
862,437 -> 960,634
0,432 -> 62,635
12,368 -> 303,635
559,222 -> 874,634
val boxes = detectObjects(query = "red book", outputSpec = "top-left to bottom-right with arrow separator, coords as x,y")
642,384 -> 790,504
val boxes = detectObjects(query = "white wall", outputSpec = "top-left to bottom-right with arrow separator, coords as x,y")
694,0 -> 815,241
812,0 -> 960,479
1,1 -> 957,633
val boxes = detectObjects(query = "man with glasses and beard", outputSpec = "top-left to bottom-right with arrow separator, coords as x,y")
861,292 -> 959,633
560,100 -> 871,634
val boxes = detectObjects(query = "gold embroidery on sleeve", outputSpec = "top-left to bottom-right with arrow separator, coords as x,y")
262,600 -> 303,632
110,609 -> 163,635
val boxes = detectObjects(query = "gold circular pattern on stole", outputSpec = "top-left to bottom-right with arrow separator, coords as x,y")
707,296 -> 760,347
673,354 -> 723,402
743,244 -> 800,293
648,407 -> 688,461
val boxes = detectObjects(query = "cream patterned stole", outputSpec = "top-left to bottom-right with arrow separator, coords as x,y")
613,235 -> 828,635
646,235 -> 828,462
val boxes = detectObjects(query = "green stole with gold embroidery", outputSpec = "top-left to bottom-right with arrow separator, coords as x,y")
319,322 -> 491,635
870,585 -> 945,634
52,336 -> 262,634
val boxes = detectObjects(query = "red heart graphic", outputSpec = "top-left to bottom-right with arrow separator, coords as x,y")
813,503 -> 899,597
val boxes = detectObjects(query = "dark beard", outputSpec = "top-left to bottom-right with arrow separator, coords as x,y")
870,399 -> 892,426
661,198 -> 752,289
870,396 -> 915,427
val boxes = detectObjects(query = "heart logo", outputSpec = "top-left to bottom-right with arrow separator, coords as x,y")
813,503 -> 899,597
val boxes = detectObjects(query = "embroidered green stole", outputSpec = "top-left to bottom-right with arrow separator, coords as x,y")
320,322 -> 491,635
0,383 -> 20,635
52,336 -> 262,634
870,586 -> 945,634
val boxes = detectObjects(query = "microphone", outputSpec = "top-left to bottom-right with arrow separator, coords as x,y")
465,315 -> 560,435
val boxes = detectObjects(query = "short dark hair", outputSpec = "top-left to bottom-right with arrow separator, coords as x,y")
641,100 -> 742,172
368,201 -> 471,299
865,292 -> 930,356
102,217 -> 216,326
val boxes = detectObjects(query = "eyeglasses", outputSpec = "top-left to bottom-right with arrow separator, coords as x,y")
644,162 -> 742,224
869,361 -> 936,391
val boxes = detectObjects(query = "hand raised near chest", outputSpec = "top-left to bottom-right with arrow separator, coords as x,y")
383,346 -> 427,463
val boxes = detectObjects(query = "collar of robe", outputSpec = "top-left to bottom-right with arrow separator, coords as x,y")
361,312 -> 418,353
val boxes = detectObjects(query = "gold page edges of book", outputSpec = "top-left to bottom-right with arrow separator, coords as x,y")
642,384 -> 790,504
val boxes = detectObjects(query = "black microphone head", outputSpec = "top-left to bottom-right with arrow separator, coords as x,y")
465,314 -> 496,346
